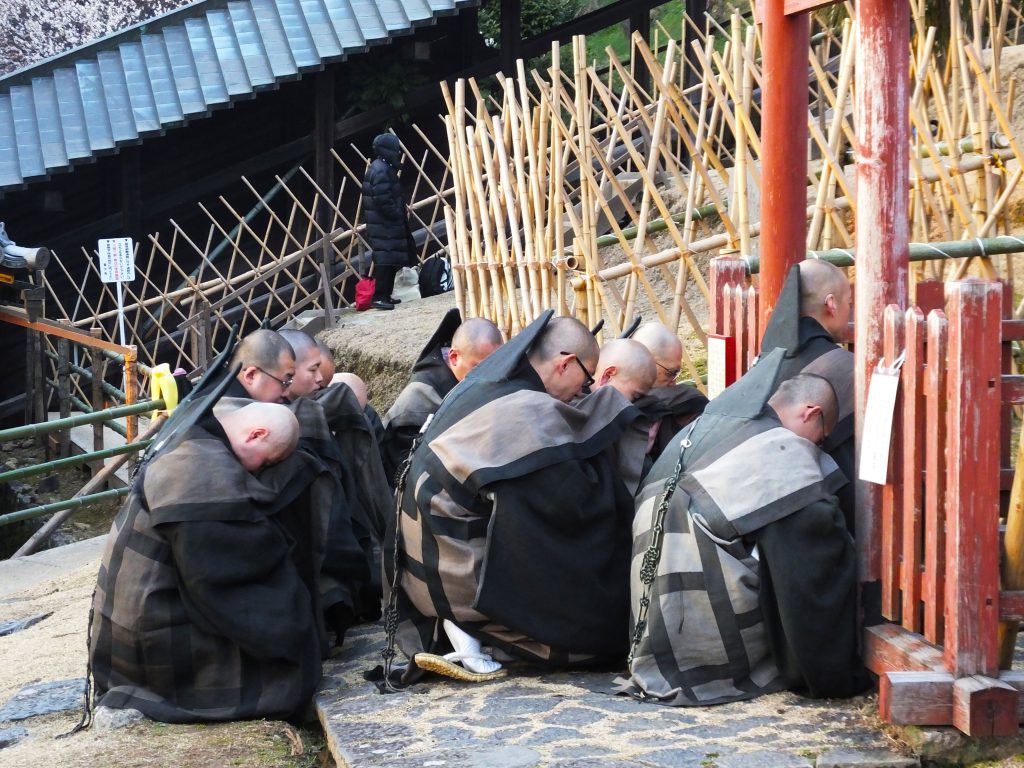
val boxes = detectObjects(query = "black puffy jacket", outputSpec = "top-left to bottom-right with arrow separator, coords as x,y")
361,134 -> 415,269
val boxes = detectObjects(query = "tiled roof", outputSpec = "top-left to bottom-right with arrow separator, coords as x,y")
0,0 -> 475,190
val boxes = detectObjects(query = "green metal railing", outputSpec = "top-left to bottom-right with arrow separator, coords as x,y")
0,440 -> 154,484
0,399 -> 163,443
0,488 -> 130,527
743,235 -> 1024,273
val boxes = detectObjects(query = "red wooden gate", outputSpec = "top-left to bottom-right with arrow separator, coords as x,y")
709,257 -> 1023,736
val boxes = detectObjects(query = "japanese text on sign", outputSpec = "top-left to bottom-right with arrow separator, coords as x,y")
97,238 -> 136,283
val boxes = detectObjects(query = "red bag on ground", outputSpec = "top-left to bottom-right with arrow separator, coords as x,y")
355,275 -> 376,311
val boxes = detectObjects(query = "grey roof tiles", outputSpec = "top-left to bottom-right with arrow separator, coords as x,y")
0,0 -> 474,190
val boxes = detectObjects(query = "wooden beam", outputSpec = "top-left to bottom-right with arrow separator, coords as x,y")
953,676 -> 1019,736
880,671 -> 955,725
864,623 -> 948,675
0,306 -> 132,355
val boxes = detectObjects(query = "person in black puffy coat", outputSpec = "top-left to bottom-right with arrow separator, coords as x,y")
362,133 -> 416,310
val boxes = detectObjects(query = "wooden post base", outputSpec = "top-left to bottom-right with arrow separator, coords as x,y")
867,624 -> 1020,736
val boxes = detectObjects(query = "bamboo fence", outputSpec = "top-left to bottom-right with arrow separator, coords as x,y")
35,0 -> 1024,398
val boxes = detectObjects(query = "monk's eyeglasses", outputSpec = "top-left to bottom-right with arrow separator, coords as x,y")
817,409 -> 829,446
656,361 -> 681,380
255,366 -> 294,390
561,351 -> 595,389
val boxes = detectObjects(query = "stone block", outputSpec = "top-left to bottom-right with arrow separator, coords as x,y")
0,612 -> 51,637
0,678 -> 85,721
0,726 -> 28,749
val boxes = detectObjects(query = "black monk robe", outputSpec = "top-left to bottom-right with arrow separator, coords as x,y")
89,417 -> 329,723
389,311 -> 648,674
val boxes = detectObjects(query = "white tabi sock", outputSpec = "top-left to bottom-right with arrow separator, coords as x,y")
442,619 -> 503,673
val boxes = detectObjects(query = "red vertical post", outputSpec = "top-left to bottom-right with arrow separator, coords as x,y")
923,310 -> 947,645
758,0 -> 809,337
745,286 -> 759,370
944,280 -> 1002,678
854,0 -> 910,581
901,307 -> 926,632
881,305 -> 905,621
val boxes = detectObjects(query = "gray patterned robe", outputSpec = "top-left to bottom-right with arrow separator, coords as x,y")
390,311 -> 648,673
619,407 -> 865,705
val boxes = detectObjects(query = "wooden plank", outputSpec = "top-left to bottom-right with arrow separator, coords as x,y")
952,676 -> 1019,736
881,304 -> 906,621
745,285 -> 759,372
901,308 -> 925,632
733,286 -> 746,380
1003,375 -> 1024,404
864,623 -> 948,675
879,671 -> 955,725
916,280 -> 945,316
944,281 -> 1003,678
0,307 -> 131,355
924,310 -> 948,645
1003,319 -> 1024,340
997,670 -> 1024,721
1000,591 -> 1024,621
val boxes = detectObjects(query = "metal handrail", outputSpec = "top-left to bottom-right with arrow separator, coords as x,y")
0,400 -> 163,442
0,488 -> 130,527
0,440 -> 154,484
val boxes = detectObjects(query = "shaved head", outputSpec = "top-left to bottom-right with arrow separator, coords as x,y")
331,372 -> 368,409
633,323 -> 683,386
595,339 -> 657,402
231,329 -> 294,372
799,260 -> 853,340
768,372 -> 839,446
219,401 -> 300,473
315,338 -> 337,381
448,318 -> 503,381
528,316 -> 600,402
231,330 -> 296,403
279,329 -> 325,400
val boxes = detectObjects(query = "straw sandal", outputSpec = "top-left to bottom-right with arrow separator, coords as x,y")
413,652 -> 508,682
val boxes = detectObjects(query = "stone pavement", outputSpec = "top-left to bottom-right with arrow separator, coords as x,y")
315,625 -> 917,768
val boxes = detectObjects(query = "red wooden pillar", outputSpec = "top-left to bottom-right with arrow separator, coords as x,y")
854,0 -> 910,581
758,0 -> 809,337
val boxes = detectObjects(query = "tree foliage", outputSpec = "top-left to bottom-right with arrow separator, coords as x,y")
477,0 -> 584,46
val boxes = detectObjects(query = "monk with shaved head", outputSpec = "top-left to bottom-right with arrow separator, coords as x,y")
381,310 -> 503,480
227,329 -> 296,404
279,329 -> 325,400
390,310 -> 648,684
760,259 -> 856,534
630,322 -> 708,471
622,354 -> 868,708
89,399 -> 327,724
593,339 -> 657,403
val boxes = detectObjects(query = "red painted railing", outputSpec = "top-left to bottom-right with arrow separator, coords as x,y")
709,257 -> 1023,736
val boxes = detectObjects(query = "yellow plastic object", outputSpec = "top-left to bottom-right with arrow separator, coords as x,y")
149,364 -> 179,418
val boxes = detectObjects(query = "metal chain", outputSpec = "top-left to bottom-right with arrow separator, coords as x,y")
626,421 -> 696,667
381,433 -> 422,692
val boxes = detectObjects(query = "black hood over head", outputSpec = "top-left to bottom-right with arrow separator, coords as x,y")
372,133 -> 402,167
